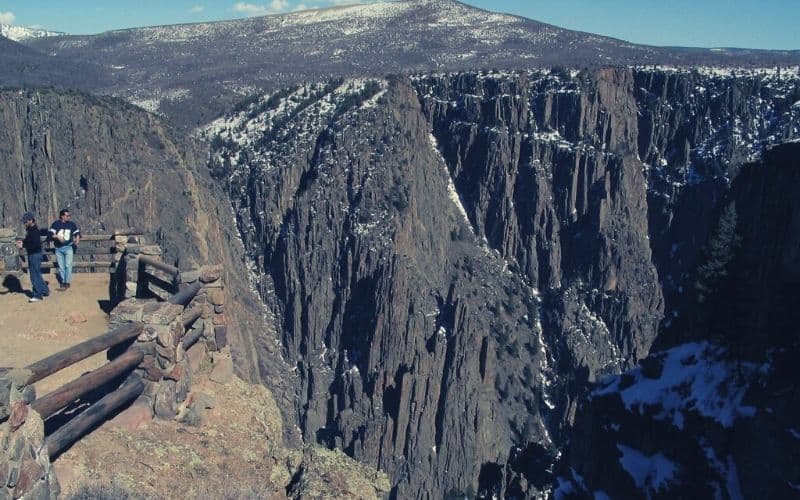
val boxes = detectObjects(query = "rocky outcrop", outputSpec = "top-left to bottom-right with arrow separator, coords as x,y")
209,68 -> 799,498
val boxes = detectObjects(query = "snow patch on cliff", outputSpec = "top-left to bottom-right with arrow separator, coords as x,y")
594,342 -> 761,429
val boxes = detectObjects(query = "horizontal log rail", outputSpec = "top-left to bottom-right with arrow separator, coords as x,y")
31,348 -> 144,419
138,255 -> 179,278
141,270 -> 177,294
45,374 -> 144,457
168,281 -> 203,306
22,322 -> 144,386
51,247 -> 116,256
23,261 -> 116,269
35,229 -> 144,242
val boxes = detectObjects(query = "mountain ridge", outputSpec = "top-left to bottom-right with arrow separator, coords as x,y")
9,0 -> 798,128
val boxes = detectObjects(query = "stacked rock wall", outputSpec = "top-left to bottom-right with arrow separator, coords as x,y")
0,229 -> 20,276
0,371 -> 59,499
109,243 -> 226,424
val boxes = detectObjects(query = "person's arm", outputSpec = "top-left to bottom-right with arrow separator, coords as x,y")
49,222 -> 59,242
73,224 -> 81,245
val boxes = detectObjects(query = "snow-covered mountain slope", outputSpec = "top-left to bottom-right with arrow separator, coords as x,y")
19,0 -> 800,128
0,24 -> 64,41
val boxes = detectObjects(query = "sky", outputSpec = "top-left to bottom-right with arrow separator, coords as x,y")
0,0 -> 797,50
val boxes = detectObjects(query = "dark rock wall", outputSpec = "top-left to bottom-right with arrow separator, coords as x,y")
565,142 -> 800,499
414,69 -> 661,378
218,69 -> 799,498
0,88 -> 208,265
226,80 -> 549,497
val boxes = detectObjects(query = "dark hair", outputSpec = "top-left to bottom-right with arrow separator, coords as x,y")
59,208 -> 70,217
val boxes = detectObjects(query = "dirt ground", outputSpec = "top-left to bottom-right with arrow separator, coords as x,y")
0,271 -> 111,396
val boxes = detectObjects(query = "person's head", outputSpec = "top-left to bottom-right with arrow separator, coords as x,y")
21,212 -> 35,227
59,208 -> 71,222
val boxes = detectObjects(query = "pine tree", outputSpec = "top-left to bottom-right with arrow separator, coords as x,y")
695,201 -> 742,304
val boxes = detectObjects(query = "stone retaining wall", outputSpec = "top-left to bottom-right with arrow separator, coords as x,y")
109,251 -> 226,424
0,228 -> 20,275
0,371 -> 59,499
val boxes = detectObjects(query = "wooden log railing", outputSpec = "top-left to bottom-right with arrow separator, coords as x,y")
19,229 -> 144,274
31,348 -> 144,419
137,254 -> 181,296
180,307 -> 205,350
21,322 -> 144,386
10,322 -> 147,459
168,281 -> 203,306
22,261 -> 117,272
138,255 -> 179,278
181,306 -> 203,329
45,374 -> 144,457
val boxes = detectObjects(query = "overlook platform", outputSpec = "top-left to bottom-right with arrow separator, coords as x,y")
0,273 -> 111,396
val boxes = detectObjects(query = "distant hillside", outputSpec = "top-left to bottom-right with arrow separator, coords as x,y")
12,0 -> 799,128
0,36 -> 110,89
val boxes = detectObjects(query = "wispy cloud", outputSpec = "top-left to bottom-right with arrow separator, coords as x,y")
233,0 -> 289,16
190,5 -> 206,13
0,11 -> 15,25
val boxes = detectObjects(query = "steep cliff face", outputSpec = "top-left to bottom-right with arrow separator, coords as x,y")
0,88 -> 210,264
210,79 -> 549,497
562,142 -> 800,499
208,69 -> 799,498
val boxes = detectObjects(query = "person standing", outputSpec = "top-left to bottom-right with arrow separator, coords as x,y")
16,212 -> 50,302
50,208 -> 81,290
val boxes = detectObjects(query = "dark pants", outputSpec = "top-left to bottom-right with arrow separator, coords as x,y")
28,251 -> 49,299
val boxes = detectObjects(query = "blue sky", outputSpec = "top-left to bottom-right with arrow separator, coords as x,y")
0,0 -> 797,50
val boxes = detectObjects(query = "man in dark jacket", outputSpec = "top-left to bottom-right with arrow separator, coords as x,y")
15,212 -> 50,302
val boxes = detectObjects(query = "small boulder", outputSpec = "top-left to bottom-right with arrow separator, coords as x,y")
108,402 -> 153,431
209,354 -> 234,385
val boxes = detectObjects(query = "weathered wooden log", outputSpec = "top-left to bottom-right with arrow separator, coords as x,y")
181,307 -> 203,329
113,228 -> 145,236
23,261 -> 116,270
141,271 -> 178,294
45,374 -> 144,457
78,234 -> 133,242
58,247 -> 116,256
37,234 -> 123,242
138,255 -> 179,277
168,281 -> 203,306
180,312 -> 204,350
31,349 -> 144,419
22,322 -> 144,385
